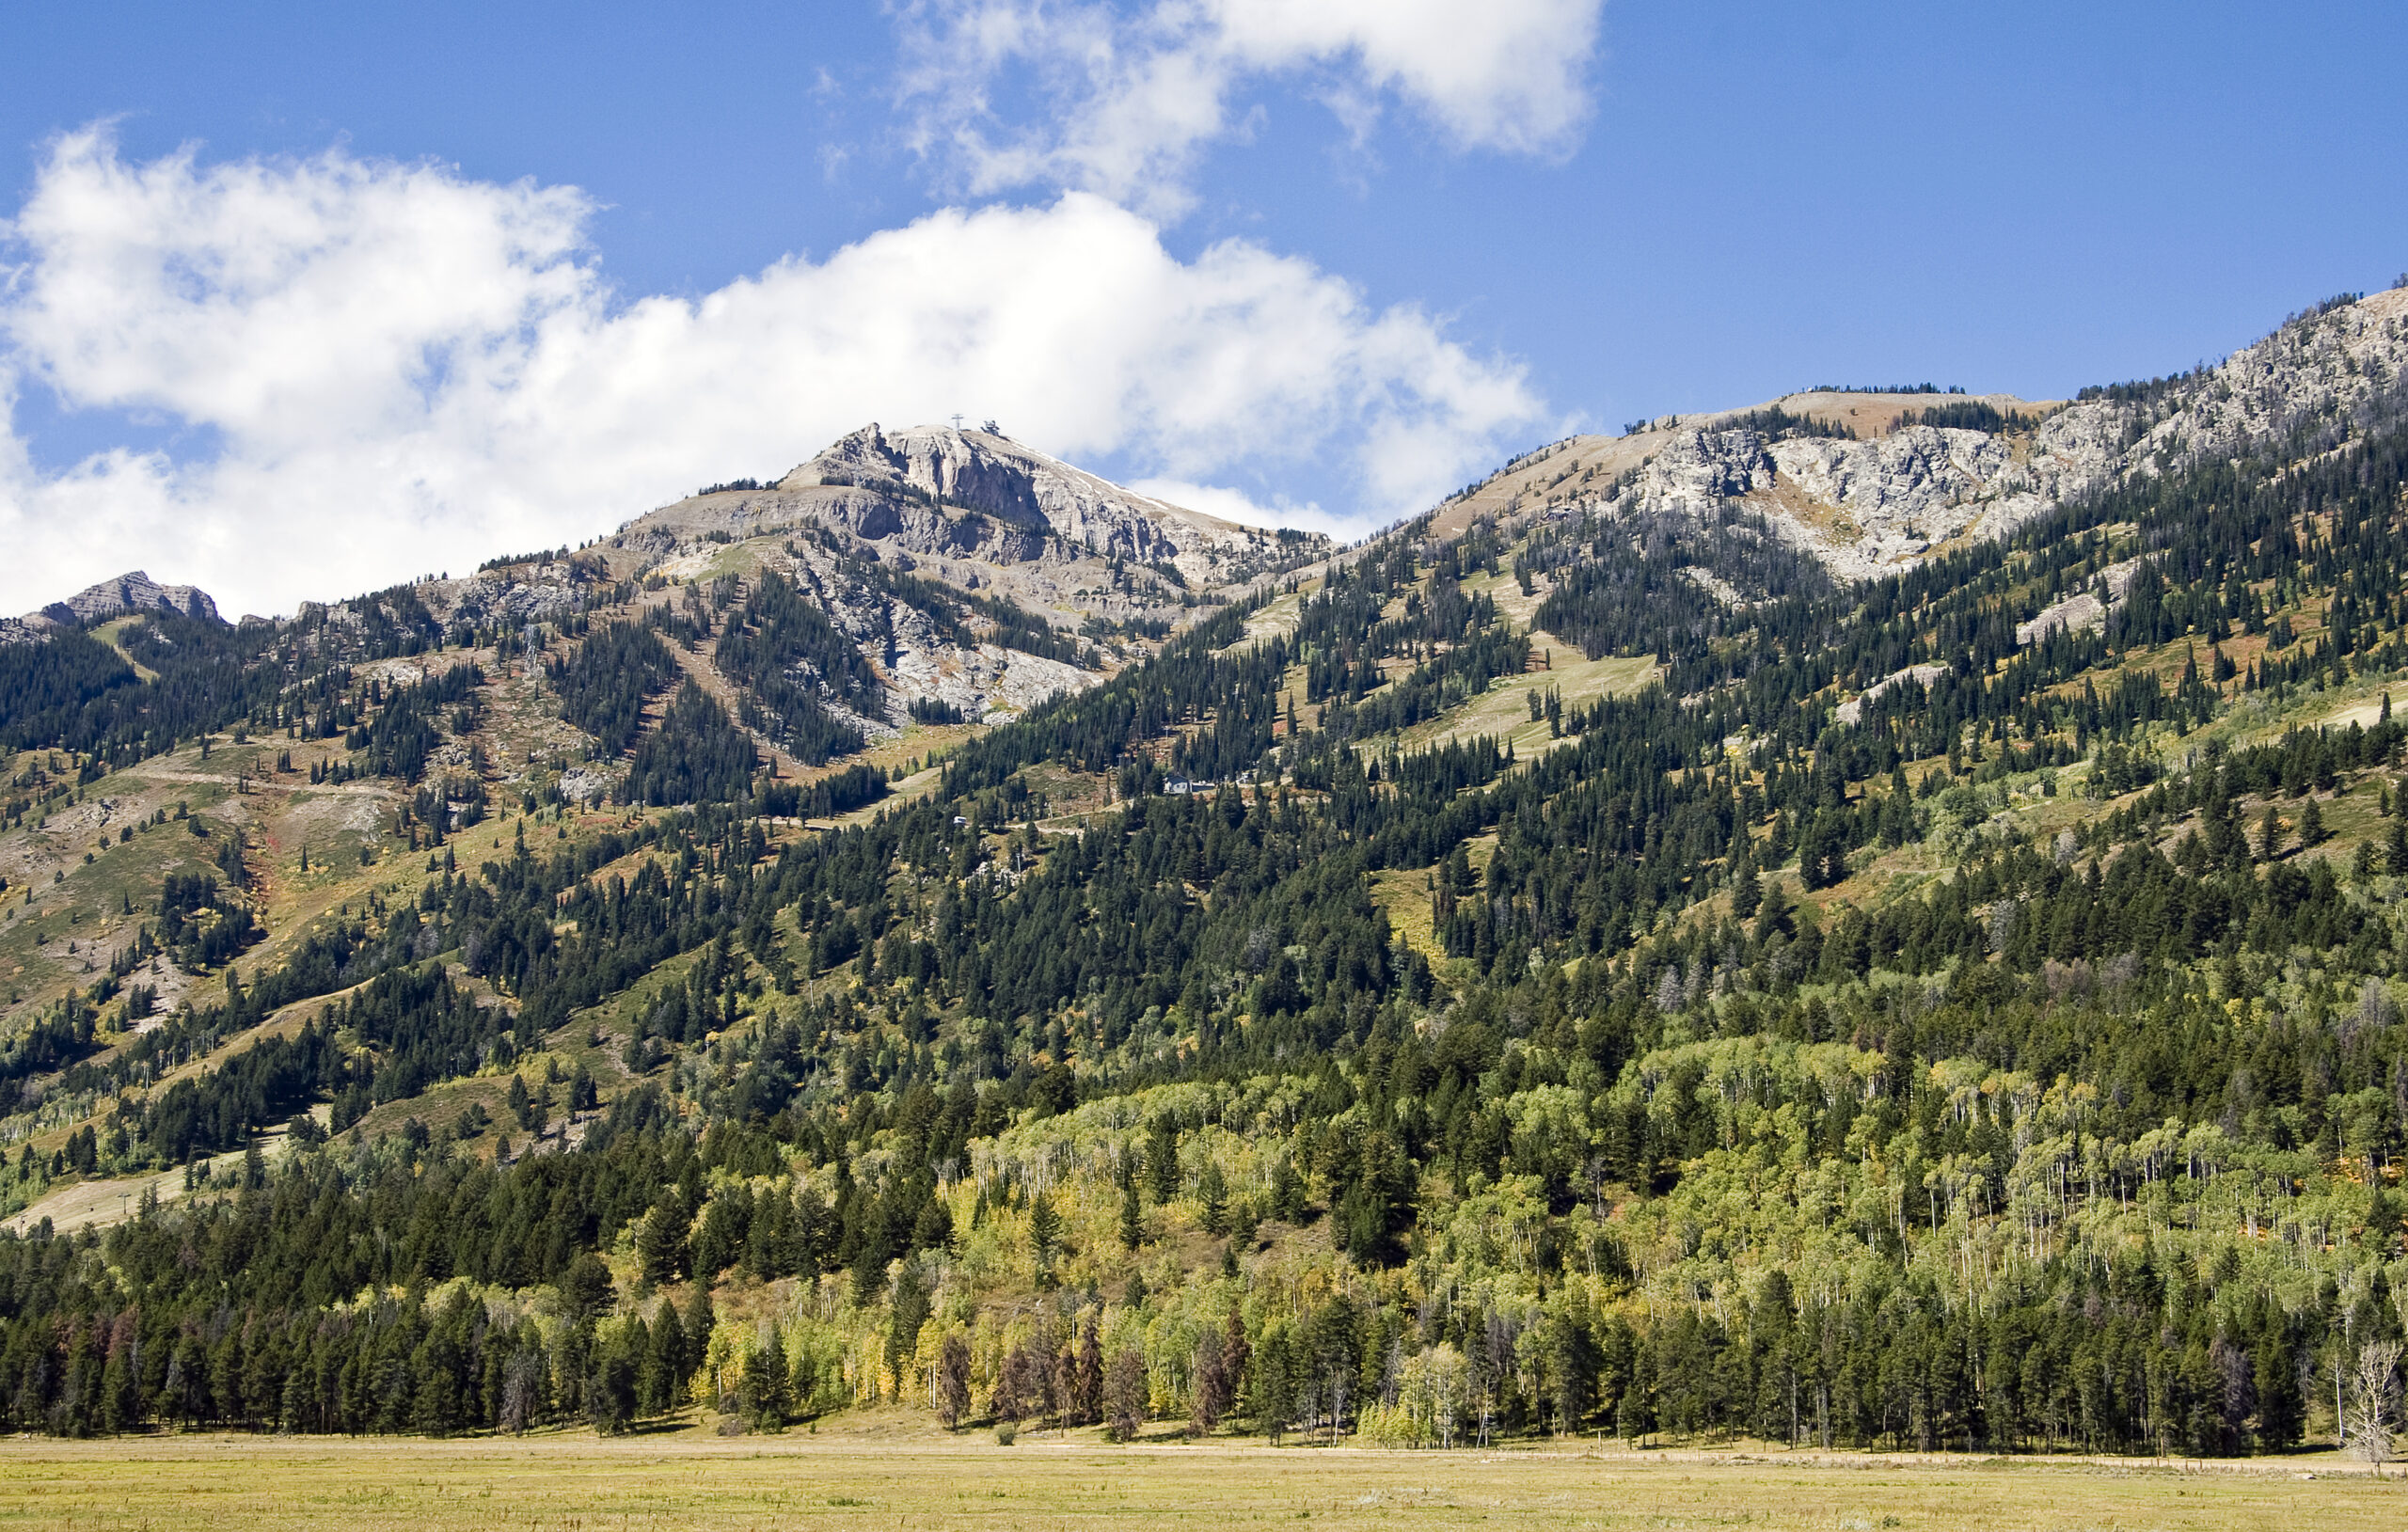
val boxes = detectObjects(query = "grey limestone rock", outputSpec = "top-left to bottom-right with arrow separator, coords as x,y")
1584,287 -> 2408,589
1,570 -> 222,645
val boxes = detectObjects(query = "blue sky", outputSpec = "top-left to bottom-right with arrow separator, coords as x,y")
3,2 -> 2404,613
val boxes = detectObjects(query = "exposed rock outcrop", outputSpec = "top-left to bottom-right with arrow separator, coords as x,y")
1834,664 -> 1948,726
621,422 -> 1324,591
1451,287 -> 2408,587
586,421 -> 1331,724
407,554 -> 610,631
784,423 -> 1281,584
2015,558 -> 2145,646
1621,424 -> 2038,577
0,571 -> 222,645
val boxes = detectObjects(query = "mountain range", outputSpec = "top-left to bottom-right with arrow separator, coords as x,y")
0,282 -> 2404,1454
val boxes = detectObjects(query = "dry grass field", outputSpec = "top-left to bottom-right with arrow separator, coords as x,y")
4,1430 -> 2404,1531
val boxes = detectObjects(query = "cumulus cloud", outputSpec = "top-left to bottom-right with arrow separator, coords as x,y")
897,0 -> 1605,214
0,130 -> 1541,615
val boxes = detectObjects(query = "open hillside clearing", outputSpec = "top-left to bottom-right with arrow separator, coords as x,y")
1383,642 -> 1654,759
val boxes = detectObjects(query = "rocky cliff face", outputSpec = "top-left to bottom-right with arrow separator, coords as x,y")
1640,290 -> 2408,576
1450,287 -> 2408,584
787,423 -> 1273,577
615,422 -> 1326,594
1629,422 -> 2033,576
0,570 -> 222,645
44,570 -> 220,628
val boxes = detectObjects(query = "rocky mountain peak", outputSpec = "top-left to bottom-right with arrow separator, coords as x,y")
0,569 -> 222,645
780,421 -> 1295,580
41,570 -> 221,628
613,422 -> 1327,603
435,424 -> 1328,734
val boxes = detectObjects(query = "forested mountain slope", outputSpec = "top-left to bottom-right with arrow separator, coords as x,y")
0,288 -> 2405,1456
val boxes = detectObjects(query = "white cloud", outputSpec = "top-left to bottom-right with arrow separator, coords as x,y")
1128,476 -> 1351,542
896,0 -> 1605,214
0,130 -> 1541,615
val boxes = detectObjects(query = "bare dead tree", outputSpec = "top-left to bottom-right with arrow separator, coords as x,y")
2349,1339 -> 2402,1469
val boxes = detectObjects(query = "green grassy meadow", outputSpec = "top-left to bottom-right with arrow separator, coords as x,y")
3,1430 -> 2403,1531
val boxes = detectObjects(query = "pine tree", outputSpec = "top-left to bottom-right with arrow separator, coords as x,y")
1197,1161 -> 1229,1236
1028,1191 -> 1063,1271
743,1328 -> 790,1430
1222,1307 -> 1251,1419
1147,1116 -> 1180,1202
638,1193 -> 689,1286
1732,862 -> 1763,920
1072,1319 -> 1104,1426
887,1266 -> 931,1395
644,1304 -> 685,1414
684,1287 -> 716,1387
